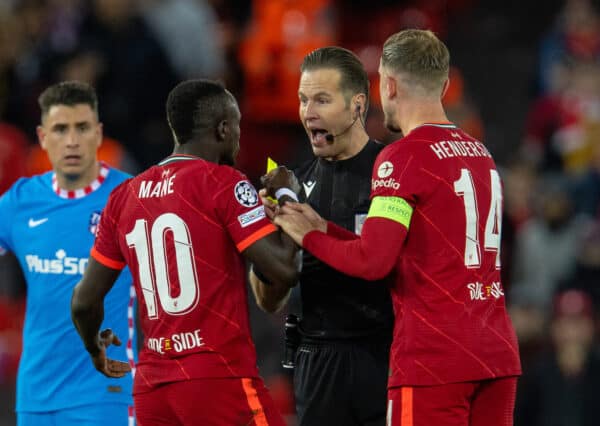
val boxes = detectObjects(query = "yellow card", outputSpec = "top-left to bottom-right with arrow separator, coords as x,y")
266,157 -> 278,204
267,157 -> 278,173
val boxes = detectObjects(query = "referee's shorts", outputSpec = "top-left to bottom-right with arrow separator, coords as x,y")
294,337 -> 390,426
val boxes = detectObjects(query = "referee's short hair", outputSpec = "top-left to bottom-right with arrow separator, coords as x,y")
301,46 -> 370,116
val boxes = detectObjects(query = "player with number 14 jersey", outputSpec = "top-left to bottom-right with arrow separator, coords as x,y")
301,123 -> 522,387
370,123 -> 521,387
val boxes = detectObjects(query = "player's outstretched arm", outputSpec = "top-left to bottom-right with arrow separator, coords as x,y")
71,257 -> 131,378
276,203 -> 408,281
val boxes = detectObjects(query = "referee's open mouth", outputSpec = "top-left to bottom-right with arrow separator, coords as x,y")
309,128 -> 328,145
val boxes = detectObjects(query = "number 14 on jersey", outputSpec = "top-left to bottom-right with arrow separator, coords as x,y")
454,169 -> 502,269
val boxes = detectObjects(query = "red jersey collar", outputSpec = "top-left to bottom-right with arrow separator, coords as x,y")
158,154 -> 202,166
417,122 -> 456,129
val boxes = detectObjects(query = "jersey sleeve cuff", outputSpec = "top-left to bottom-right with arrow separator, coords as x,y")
90,246 -> 126,270
236,223 -> 278,252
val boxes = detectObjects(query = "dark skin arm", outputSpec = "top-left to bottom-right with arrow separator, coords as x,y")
246,166 -> 301,313
247,241 -> 300,313
71,258 -> 131,378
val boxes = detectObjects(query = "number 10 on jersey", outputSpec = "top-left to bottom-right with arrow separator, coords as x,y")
126,213 -> 200,319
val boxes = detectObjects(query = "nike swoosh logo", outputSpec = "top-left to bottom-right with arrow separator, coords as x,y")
28,218 -> 48,228
303,181 -> 316,198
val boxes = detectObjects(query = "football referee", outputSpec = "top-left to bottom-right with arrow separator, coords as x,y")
251,47 -> 393,426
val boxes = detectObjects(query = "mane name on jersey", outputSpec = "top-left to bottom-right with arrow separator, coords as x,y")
430,140 -> 491,160
139,174 -> 177,199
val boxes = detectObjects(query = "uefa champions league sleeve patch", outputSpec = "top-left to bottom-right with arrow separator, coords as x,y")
234,181 -> 259,207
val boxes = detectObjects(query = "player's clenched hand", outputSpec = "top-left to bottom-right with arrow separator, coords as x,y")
90,329 -> 131,378
260,166 -> 300,199
273,202 -> 324,245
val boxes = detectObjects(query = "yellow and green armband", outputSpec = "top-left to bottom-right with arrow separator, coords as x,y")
367,196 -> 413,228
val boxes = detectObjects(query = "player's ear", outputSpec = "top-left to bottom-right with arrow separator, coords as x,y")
97,122 -> 104,146
36,125 -> 47,150
385,75 -> 397,100
441,78 -> 450,99
216,119 -> 228,141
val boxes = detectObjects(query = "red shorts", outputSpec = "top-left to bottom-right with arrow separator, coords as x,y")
134,377 -> 285,426
386,376 -> 517,426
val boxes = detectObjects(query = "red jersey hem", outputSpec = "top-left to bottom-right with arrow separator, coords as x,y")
236,224 -> 277,252
91,246 -> 126,270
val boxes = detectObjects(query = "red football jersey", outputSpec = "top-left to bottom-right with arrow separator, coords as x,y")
91,155 -> 277,394
371,123 -> 521,387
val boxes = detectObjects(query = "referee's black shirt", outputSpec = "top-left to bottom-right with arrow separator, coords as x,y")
294,139 -> 394,341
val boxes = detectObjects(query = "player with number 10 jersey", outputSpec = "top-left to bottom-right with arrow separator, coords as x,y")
92,155 -> 275,393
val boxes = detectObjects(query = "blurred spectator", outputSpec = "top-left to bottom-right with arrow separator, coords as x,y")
1,0 -> 179,169
0,127 -> 27,301
0,4 -> 25,119
206,0 -> 252,95
0,288 -> 25,425
238,0 -> 336,122
515,289 -> 600,426
235,0 -> 340,185
508,300 -> 547,374
0,123 -> 29,194
502,160 -> 538,232
443,65 -> 484,141
1,0 -> 52,135
523,60 -> 600,175
500,160 -> 538,291
44,0 -> 87,54
140,0 -> 225,79
570,221 -> 600,308
0,123 -> 27,426
74,0 -> 178,168
572,141 -> 600,218
510,174 -> 589,311
538,0 -> 600,94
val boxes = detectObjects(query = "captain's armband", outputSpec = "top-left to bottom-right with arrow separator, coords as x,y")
367,196 -> 413,228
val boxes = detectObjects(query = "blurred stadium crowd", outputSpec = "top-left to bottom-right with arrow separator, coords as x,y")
1,0 -> 600,425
